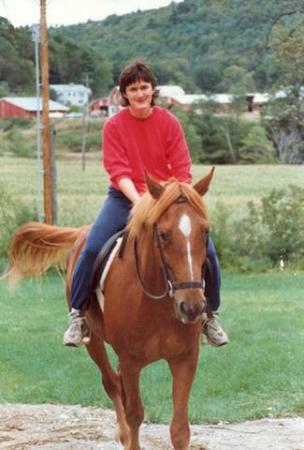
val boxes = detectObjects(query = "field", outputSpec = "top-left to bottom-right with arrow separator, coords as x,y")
1,156 -> 304,226
0,157 -> 304,424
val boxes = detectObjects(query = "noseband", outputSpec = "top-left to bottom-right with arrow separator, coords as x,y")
134,197 -> 206,300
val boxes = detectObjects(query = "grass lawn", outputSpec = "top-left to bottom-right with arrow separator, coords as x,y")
0,271 -> 303,423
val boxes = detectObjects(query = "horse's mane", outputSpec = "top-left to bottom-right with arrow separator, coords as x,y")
127,179 -> 207,239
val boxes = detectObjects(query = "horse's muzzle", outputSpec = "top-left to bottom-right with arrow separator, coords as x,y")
175,293 -> 206,324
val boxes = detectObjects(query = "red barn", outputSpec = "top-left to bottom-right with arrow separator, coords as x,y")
0,97 -> 69,119
90,97 -> 109,116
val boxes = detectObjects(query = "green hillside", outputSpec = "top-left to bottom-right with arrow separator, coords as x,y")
54,0 -> 304,92
1,0 -> 303,95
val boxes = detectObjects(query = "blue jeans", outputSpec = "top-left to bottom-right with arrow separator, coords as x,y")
205,238 -> 221,311
71,187 -> 221,311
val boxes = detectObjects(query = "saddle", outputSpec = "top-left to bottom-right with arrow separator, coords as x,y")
90,229 -> 126,292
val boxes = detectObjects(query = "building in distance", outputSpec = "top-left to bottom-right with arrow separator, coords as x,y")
50,84 -> 92,107
0,97 -> 69,119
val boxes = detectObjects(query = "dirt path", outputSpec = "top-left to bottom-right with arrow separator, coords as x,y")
0,404 -> 303,450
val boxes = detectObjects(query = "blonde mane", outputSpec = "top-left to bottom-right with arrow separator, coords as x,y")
127,180 -> 207,239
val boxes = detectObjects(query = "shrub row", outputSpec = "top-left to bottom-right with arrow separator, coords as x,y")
211,184 -> 304,271
1,111 -> 276,164
0,118 -> 103,157
1,183 -> 303,272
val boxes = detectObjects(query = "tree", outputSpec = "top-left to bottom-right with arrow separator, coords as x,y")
49,34 -> 112,95
263,95 -> 304,163
263,18 -> 304,163
0,18 -> 35,93
170,107 -> 201,163
240,124 -> 275,163
0,81 -> 9,96
193,64 -> 222,92
190,106 -> 237,164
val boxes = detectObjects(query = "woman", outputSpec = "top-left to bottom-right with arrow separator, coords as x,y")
64,60 -> 228,348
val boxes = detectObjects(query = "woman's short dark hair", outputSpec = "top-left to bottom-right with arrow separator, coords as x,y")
119,59 -> 158,106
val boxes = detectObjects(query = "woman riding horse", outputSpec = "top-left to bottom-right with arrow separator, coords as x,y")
7,169 -> 224,450
64,59 -> 228,348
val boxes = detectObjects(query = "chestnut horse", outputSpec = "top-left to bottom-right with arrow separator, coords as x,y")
7,169 -> 214,450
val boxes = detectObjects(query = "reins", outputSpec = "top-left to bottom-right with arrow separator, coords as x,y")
134,197 -> 206,300
134,236 -> 171,300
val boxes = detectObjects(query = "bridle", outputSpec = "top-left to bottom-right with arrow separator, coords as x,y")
134,197 -> 207,300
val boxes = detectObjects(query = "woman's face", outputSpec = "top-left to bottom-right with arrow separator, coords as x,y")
123,80 -> 155,117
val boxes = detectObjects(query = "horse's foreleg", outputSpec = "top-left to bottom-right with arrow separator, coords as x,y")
85,334 -> 130,447
119,358 -> 144,450
168,352 -> 199,450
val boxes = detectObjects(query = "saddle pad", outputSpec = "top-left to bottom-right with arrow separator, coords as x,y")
90,229 -> 125,291
96,237 -> 122,312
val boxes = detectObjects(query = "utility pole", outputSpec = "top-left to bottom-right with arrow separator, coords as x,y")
40,0 -> 53,224
31,24 -> 44,223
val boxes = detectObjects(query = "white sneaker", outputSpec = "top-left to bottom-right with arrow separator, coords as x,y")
203,314 -> 229,347
63,314 -> 89,347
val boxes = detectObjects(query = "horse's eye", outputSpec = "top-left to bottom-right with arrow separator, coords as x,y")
203,230 -> 209,243
159,231 -> 169,242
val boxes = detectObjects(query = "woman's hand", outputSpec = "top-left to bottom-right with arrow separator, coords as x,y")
118,178 -> 141,205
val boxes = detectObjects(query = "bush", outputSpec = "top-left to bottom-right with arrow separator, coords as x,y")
57,133 -> 82,150
170,107 -> 201,162
57,131 -> 101,152
0,117 -> 33,132
7,126 -> 34,157
211,201 -> 271,272
261,185 -> 304,265
240,124 -> 276,163
211,185 -> 304,271
0,183 -> 37,258
1,118 -> 103,159
183,106 -> 277,165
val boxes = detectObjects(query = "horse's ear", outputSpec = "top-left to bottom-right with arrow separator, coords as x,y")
193,167 -> 215,196
145,172 -> 165,199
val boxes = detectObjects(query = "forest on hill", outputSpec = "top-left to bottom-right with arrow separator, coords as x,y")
1,0 -> 304,96
58,0 -> 303,94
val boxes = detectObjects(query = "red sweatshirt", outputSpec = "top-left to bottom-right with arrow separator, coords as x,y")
102,106 -> 192,193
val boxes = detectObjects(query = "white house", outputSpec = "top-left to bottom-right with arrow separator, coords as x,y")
50,84 -> 92,107
157,85 -> 186,99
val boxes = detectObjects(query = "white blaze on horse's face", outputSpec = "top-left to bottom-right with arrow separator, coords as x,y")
178,213 -> 194,281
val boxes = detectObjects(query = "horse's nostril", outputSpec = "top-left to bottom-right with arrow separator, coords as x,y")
197,304 -> 204,315
180,302 -> 188,315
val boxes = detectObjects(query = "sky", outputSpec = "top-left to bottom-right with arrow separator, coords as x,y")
0,0 -> 184,27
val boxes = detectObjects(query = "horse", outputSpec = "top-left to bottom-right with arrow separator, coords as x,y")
6,168 -> 214,450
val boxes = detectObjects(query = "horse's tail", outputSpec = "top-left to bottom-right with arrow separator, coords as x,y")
4,221 -> 88,286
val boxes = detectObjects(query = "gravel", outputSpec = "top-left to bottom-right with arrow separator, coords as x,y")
0,404 -> 303,450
